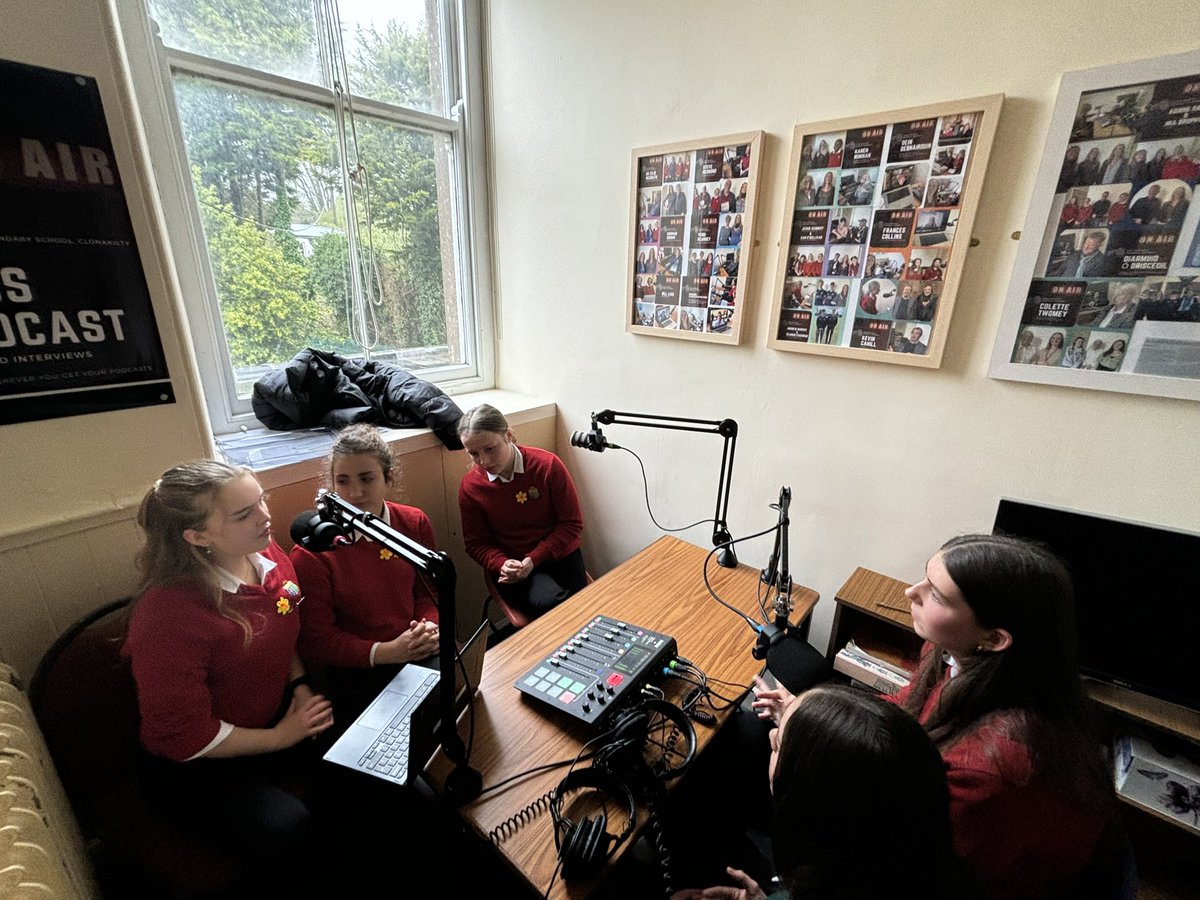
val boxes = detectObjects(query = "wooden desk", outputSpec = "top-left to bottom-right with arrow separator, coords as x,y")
432,536 -> 817,899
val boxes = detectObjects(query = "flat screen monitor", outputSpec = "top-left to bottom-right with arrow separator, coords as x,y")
992,498 -> 1200,712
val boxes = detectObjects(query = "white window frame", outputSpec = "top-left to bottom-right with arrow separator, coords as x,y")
113,0 -> 495,435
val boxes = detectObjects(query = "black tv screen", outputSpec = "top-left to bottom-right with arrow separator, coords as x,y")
992,499 -> 1200,713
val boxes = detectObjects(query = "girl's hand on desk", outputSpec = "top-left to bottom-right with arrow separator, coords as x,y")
278,692 -> 334,748
670,867 -> 766,900
376,619 -> 440,664
750,675 -> 795,725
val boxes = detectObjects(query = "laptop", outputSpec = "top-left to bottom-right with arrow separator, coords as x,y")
323,620 -> 489,786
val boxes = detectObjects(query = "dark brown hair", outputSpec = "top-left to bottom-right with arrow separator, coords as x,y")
902,533 -> 1114,814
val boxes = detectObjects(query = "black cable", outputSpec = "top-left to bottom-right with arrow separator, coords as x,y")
542,857 -> 564,900
488,789 -> 554,844
477,753 -> 594,797
701,520 -> 783,630
645,795 -> 675,898
454,647 -> 476,758
619,445 -> 715,534
757,576 -> 771,625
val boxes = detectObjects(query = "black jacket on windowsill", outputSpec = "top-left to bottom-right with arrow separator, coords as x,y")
251,348 -> 465,449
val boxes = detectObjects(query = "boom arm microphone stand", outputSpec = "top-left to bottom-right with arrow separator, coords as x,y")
310,489 -> 482,805
751,487 -> 820,693
571,408 -> 739,568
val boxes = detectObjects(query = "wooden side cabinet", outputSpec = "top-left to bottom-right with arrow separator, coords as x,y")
828,567 -> 923,676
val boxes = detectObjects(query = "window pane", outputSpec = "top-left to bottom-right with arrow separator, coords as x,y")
174,77 -> 464,398
339,0 -> 446,115
353,117 -> 464,369
174,76 -> 349,395
149,0 -> 322,86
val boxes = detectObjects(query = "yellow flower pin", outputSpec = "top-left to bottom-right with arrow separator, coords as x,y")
276,598 -> 292,615
516,491 -> 528,504
380,548 -> 394,561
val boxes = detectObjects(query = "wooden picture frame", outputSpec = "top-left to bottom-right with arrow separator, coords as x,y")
988,49 -> 1200,401
767,94 -> 1003,366
627,130 -> 764,344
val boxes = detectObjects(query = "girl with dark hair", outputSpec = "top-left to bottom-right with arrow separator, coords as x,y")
124,461 -> 334,890
676,685 -> 957,900
290,424 -> 441,722
897,533 -> 1114,898
756,534 -> 1114,898
457,404 -> 586,620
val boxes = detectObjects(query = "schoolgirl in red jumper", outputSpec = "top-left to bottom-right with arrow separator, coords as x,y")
754,534 -> 1116,899
290,424 -> 440,721
123,460 -> 333,891
457,403 -> 585,621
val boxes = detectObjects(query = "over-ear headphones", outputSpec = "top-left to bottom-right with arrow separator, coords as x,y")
595,698 -> 697,787
550,768 -> 637,881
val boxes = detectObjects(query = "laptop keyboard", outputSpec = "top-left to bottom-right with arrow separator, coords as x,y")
358,672 -> 439,779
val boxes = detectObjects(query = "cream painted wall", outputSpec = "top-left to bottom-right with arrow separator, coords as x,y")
0,0 -> 211,675
0,0 -> 211,535
485,0 -> 1200,653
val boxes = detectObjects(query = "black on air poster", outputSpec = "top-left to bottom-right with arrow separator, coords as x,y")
0,59 -> 173,425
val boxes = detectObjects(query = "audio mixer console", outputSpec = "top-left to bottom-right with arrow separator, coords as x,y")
514,615 -> 677,727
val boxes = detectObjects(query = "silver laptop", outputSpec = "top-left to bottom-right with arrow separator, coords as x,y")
323,620 -> 489,785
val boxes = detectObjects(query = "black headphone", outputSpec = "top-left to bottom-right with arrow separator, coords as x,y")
593,698 -> 697,787
550,768 -> 637,881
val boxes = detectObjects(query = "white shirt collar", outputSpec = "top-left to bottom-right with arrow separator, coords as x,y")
215,552 -> 277,593
945,652 -> 960,678
487,446 -> 525,483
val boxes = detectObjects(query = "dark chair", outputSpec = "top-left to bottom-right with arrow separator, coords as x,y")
28,599 -> 240,897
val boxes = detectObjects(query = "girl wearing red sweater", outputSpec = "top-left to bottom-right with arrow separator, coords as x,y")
754,534 -> 1115,898
290,424 -> 440,721
124,460 -> 333,889
457,404 -> 586,620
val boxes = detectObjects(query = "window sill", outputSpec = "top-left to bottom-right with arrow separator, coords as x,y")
216,389 -> 557,491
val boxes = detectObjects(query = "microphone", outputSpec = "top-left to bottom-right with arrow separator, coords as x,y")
570,423 -> 621,453
290,509 -> 350,552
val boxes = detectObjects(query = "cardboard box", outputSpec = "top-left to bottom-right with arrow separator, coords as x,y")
1114,733 -> 1200,834
833,646 -> 910,695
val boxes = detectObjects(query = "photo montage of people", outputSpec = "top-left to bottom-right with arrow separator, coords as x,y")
1016,75 -> 1200,374
631,142 -> 753,336
777,113 -> 979,353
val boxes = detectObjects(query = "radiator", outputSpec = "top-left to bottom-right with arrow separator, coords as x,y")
0,665 -> 98,899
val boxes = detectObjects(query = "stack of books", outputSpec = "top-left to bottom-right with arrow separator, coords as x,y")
833,640 -> 912,695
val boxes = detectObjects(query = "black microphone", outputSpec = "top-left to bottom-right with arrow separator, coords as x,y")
570,425 -> 621,452
290,509 -> 350,552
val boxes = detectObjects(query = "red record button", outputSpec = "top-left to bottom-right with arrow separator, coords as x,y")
606,673 -> 624,687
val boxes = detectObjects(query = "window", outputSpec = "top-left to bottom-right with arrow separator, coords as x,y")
117,0 -> 493,433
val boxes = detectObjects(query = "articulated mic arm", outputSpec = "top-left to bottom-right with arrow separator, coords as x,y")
572,409 -> 739,567
311,489 -> 482,805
